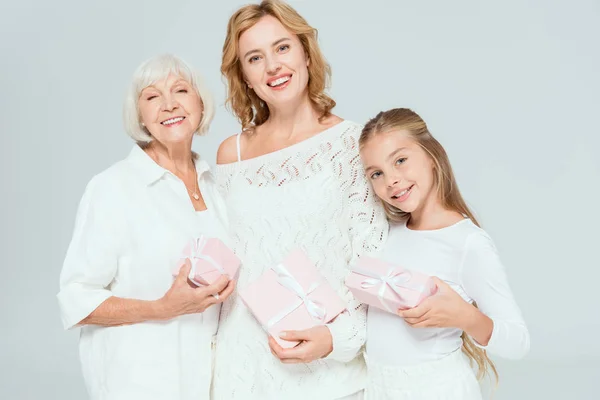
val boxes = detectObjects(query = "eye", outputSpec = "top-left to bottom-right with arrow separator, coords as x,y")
277,44 -> 290,52
370,171 -> 382,180
146,95 -> 158,101
248,55 -> 261,63
176,89 -> 188,93
395,157 -> 407,165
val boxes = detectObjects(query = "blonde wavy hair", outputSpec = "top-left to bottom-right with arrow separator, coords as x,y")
221,0 -> 335,131
360,108 -> 499,384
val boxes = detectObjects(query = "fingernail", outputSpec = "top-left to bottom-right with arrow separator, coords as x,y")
279,332 -> 287,338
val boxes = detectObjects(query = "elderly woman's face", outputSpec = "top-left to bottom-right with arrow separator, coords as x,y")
238,15 -> 309,108
138,74 -> 203,146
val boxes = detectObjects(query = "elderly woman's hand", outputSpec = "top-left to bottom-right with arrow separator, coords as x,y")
159,259 -> 235,318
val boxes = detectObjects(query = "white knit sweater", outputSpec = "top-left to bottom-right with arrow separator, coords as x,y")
212,120 -> 388,400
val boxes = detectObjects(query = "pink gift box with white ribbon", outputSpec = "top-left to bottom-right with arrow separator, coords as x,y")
175,236 -> 241,286
240,249 -> 347,349
346,256 -> 437,313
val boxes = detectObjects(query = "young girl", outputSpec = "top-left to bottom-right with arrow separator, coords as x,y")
358,108 -> 530,399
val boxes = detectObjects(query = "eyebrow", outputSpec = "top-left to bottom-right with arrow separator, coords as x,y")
141,79 -> 188,92
387,147 -> 408,161
171,79 -> 189,87
243,37 -> 291,59
364,147 -> 408,173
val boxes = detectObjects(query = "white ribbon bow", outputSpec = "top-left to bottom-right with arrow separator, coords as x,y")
265,263 -> 327,329
352,266 -> 424,312
181,237 -> 226,296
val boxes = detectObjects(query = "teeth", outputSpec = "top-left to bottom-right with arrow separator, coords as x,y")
268,76 -> 290,87
394,188 -> 410,198
162,117 -> 184,125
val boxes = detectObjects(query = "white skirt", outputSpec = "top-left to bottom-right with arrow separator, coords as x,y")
365,350 -> 482,400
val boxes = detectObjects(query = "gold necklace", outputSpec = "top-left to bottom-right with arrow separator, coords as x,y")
186,168 -> 201,201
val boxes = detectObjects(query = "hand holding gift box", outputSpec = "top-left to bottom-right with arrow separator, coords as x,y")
240,249 -> 347,349
346,256 -> 437,314
174,236 -> 241,287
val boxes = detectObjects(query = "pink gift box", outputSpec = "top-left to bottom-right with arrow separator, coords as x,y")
346,256 -> 437,314
175,236 -> 241,286
240,249 -> 347,349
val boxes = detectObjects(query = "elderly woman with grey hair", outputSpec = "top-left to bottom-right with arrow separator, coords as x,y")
57,54 -> 234,400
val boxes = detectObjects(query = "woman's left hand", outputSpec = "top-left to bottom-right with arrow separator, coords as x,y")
268,325 -> 333,364
399,277 -> 472,330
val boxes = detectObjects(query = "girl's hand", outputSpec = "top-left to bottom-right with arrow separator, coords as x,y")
398,277 -> 471,329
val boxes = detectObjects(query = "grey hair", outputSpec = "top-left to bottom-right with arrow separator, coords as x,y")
123,54 -> 215,143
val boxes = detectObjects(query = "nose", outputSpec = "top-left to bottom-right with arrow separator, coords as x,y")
265,56 -> 282,75
385,173 -> 401,188
161,94 -> 179,112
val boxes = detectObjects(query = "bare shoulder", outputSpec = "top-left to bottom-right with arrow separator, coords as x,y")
323,113 -> 344,126
216,134 -> 241,165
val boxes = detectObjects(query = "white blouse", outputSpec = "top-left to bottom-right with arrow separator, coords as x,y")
212,121 -> 389,400
367,219 -> 530,366
57,145 -> 230,400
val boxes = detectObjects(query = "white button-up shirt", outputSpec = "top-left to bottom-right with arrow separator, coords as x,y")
57,145 -> 230,400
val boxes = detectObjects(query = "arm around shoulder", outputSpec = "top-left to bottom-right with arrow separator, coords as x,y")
324,132 -> 389,363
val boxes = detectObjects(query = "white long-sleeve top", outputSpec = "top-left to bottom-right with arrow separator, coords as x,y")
57,145 -> 230,400
367,219 -> 530,366
212,120 -> 389,400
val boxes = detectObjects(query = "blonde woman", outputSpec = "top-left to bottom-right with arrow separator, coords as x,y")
57,54 -> 234,400
358,108 -> 530,399
213,1 -> 387,399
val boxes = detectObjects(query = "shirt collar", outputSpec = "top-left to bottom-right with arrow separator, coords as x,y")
127,145 -> 211,186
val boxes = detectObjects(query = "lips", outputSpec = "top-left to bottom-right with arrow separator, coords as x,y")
391,185 -> 414,202
161,116 -> 185,126
266,74 -> 292,89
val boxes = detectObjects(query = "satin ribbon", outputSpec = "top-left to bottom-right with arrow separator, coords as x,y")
351,266 -> 425,312
265,263 -> 327,329
181,236 -> 226,297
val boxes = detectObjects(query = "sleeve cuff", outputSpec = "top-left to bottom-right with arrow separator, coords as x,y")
57,283 -> 113,330
470,318 -> 531,360
323,310 -> 365,363
470,317 -> 495,351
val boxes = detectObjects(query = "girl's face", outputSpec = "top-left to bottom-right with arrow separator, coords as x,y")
360,130 -> 437,215
237,15 -> 310,109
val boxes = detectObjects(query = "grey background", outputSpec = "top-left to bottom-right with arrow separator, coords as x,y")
1,0 -> 599,399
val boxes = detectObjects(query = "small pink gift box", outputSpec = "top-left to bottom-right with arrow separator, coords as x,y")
175,236 -> 241,286
346,256 -> 437,313
240,249 -> 347,349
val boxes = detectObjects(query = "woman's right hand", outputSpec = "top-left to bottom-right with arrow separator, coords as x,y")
159,259 -> 235,318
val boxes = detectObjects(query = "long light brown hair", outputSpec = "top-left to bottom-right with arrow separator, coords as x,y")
221,0 -> 335,131
360,108 -> 499,383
